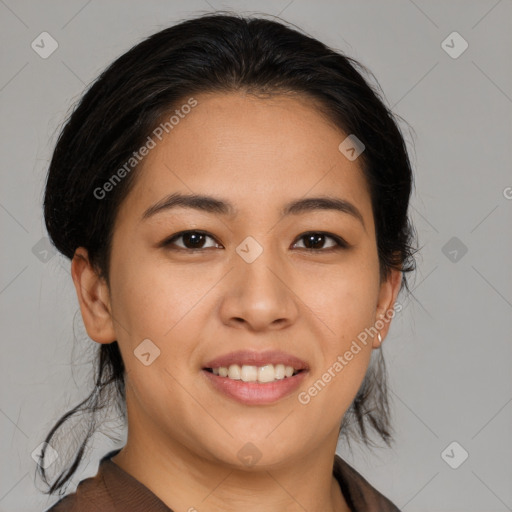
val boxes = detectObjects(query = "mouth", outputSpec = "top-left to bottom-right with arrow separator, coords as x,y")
201,350 -> 309,405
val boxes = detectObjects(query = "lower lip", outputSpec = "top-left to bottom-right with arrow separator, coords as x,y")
202,369 -> 307,405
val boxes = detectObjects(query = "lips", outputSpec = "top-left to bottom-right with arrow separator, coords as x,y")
202,350 -> 309,371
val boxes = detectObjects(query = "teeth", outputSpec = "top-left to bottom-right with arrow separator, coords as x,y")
228,364 -> 241,380
210,363 -> 299,383
241,365 -> 257,382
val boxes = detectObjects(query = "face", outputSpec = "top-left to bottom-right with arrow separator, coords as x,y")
75,91 -> 401,469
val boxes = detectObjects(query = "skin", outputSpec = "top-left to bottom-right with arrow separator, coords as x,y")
71,91 -> 402,512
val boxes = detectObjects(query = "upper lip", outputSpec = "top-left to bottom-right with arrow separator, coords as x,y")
203,350 -> 309,370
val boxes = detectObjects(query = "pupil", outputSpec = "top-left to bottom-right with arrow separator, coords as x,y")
306,233 -> 323,249
184,232 -> 204,248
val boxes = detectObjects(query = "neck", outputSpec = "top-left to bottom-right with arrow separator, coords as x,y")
112,429 -> 351,512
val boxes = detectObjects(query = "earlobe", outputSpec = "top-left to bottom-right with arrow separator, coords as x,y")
70,247 -> 116,344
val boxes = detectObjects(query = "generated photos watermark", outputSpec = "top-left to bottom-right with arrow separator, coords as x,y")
93,97 -> 198,200
298,302 -> 402,405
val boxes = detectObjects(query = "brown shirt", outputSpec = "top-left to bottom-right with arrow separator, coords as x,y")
45,449 -> 401,512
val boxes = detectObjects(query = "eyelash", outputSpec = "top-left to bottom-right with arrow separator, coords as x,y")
161,230 -> 349,253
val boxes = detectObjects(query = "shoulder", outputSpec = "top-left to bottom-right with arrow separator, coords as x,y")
44,451 -> 120,512
43,448 -> 173,512
333,454 -> 402,512
44,473 -> 114,512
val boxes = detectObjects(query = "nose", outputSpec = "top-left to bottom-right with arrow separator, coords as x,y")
219,240 -> 299,332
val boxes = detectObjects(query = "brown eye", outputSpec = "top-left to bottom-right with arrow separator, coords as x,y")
163,230 -> 220,250
162,230 -> 348,252
293,232 -> 348,251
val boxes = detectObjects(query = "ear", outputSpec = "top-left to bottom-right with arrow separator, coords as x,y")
372,267 -> 402,349
71,247 -> 116,344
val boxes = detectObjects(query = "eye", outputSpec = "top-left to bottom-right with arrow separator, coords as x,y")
162,230 -> 221,251
161,230 -> 348,252
292,231 -> 348,252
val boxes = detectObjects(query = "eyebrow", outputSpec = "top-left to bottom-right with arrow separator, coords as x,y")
141,192 -> 365,229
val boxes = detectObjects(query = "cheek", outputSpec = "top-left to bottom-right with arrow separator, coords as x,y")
108,258 -> 219,387
292,257 -> 378,405
109,254 -> 203,339
113,265 -> 203,417
295,255 -> 380,339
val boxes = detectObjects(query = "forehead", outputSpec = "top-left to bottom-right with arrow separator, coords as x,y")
116,91 -> 373,228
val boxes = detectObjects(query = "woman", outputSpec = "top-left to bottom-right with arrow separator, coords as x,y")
40,12 -> 417,512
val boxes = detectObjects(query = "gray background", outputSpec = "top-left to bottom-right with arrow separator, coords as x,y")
1,1 -> 511,511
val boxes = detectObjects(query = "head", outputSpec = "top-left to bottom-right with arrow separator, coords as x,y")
40,12 -> 417,493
